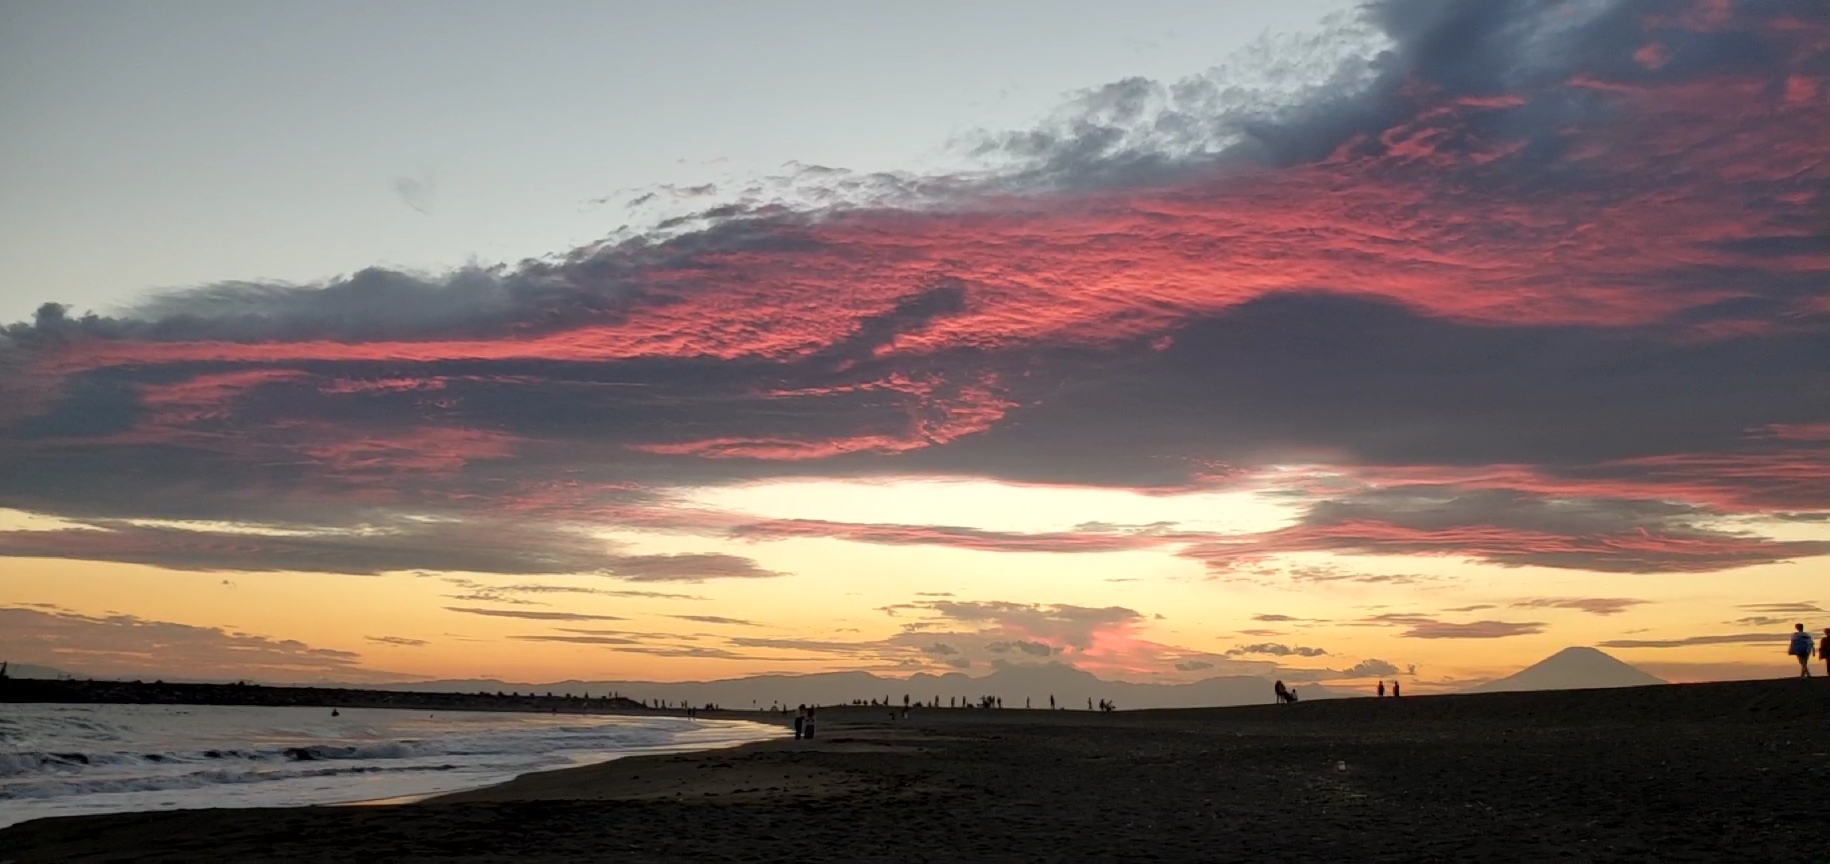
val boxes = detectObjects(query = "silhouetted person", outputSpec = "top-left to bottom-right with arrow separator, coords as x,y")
794,704 -> 807,739
1821,629 -> 1830,678
1273,680 -> 1289,704
1377,681 -> 1385,697
1392,681 -> 1401,698
1049,694 -> 1056,709
805,706 -> 817,739
1790,623 -> 1815,677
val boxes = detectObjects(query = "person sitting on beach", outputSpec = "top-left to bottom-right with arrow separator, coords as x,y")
1789,624 -> 1815,677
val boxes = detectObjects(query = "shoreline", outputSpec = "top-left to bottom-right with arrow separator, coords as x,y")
337,730 -> 793,808
5,678 -> 1827,862
0,677 -> 712,718
0,704 -> 789,830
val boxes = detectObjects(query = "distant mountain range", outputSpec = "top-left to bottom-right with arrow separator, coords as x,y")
361,663 -> 1342,710
1467,647 -> 1666,693
4,648 -> 1670,707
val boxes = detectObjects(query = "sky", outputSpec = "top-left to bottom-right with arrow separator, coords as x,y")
1,0 -> 1825,691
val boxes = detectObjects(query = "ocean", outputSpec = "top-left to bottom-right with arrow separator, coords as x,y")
0,703 -> 783,828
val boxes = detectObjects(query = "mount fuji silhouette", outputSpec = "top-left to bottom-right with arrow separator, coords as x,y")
1469,646 -> 1665,693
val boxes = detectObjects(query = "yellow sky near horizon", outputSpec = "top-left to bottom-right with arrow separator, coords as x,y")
2,478 -> 1823,691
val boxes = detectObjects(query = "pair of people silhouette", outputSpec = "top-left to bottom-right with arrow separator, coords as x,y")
792,704 -> 817,739
1787,623 -> 1830,677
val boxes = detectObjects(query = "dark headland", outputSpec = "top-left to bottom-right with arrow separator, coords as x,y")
0,677 -> 654,714
3,677 -> 1826,863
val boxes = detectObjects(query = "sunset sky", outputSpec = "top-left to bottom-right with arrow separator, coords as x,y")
1,0 -> 1825,691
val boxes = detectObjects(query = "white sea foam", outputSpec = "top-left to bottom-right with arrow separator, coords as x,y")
0,703 -> 782,828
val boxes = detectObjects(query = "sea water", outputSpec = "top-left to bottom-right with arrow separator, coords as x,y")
0,703 -> 783,828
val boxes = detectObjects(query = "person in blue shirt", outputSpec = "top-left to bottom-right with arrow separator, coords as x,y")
1787,623 -> 1815,677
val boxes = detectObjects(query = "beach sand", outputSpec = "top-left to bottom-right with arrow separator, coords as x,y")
4,678 -> 1826,862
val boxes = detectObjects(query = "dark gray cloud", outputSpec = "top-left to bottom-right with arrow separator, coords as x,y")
889,601 -> 1145,651
1283,565 -> 1435,586
0,605 -> 406,683
365,635 -> 428,647
0,519 -> 631,577
510,634 -> 641,645
1226,642 -> 1328,658
1339,658 -> 1401,678
0,0 -> 1821,587
1738,602 -> 1822,614
986,640 -> 1055,657
1364,613 -> 1546,640
669,614 -> 760,627
724,636 -> 881,655
442,607 -> 627,622
1184,486 -> 1830,574
1512,597 -> 1648,617
1598,632 -> 1787,649
440,578 -> 706,604
0,517 -> 781,583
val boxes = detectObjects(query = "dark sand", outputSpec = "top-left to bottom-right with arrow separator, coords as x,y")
4,679 -> 1827,862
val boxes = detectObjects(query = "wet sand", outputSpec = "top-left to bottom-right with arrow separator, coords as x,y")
4,678 -> 1826,862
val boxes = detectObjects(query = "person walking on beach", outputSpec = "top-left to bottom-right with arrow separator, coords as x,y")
1789,624 -> 1815,677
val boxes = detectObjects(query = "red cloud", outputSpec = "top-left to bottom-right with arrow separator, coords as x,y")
22,19 -> 1825,386
0,0 -> 1823,581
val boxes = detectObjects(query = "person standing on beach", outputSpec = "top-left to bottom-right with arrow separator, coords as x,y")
805,706 -> 817,739
1788,624 -> 1815,677
1377,681 -> 1385,697
1392,681 -> 1400,698
794,704 -> 806,739
1820,629 -> 1830,678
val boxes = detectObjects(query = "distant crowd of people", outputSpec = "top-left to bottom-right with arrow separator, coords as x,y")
1787,623 -> 1830,678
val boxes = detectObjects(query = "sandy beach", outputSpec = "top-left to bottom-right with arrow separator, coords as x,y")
4,678 -> 1826,862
